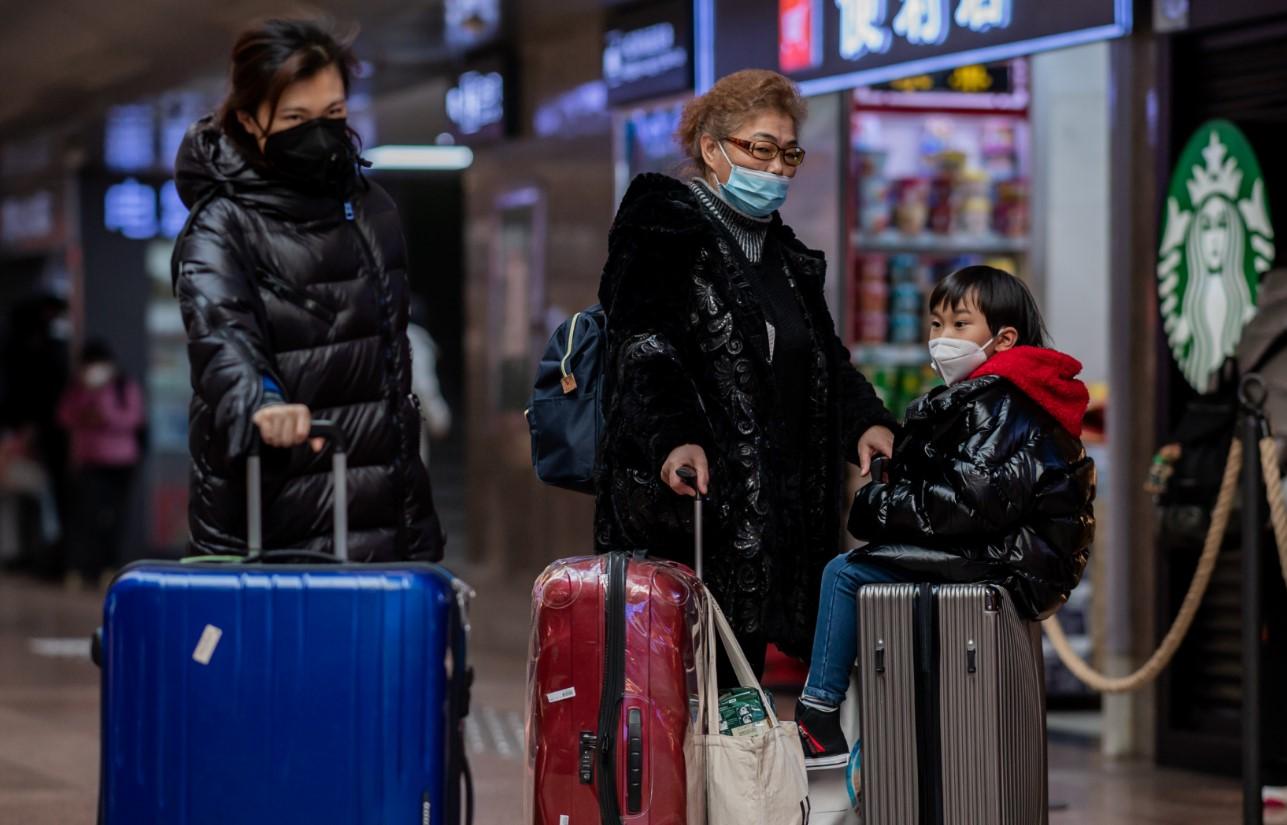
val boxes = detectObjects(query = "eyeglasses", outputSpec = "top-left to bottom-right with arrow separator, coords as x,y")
723,136 -> 807,167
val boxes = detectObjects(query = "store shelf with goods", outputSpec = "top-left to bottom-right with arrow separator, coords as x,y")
842,60 -> 1034,421
850,347 -> 940,420
850,229 -> 1030,257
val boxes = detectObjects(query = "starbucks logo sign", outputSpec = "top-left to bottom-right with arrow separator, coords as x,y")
1158,120 -> 1275,392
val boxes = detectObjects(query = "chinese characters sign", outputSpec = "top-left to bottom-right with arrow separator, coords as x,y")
708,0 -> 1127,93
836,0 -> 1008,53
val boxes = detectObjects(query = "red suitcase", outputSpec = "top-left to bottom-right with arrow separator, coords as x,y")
526,551 -> 706,825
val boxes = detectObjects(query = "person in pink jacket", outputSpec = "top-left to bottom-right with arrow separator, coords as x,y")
57,340 -> 144,589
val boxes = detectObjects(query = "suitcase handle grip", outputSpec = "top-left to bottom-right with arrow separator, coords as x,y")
676,465 -> 701,500
247,419 -> 349,562
247,419 -> 351,457
677,466 -> 703,579
305,420 -> 350,454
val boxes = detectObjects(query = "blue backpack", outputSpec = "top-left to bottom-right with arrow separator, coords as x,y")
527,305 -> 606,494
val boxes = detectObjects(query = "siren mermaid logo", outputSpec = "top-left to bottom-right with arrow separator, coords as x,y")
1158,120 -> 1275,392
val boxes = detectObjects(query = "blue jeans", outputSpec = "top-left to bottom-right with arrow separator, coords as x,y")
802,554 -> 910,707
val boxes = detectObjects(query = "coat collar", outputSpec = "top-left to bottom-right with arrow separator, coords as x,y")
611,173 -> 828,282
608,172 -> 831,373
174,115 -> 360,225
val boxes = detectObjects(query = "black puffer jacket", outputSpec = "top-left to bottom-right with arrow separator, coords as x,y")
173,117 -> 443,560
849,346 -> 1095,619
596,174 -> 894,656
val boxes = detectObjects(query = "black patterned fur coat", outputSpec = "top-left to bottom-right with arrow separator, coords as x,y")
594,173 -> 894,658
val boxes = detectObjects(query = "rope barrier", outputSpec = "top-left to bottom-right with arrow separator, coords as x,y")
1257,437 -> 1287,586
1040,437 -> 1244,693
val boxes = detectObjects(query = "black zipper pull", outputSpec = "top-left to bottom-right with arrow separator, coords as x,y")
343,201 -> 355,221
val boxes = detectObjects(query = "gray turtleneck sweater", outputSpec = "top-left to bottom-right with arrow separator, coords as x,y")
689,178 -> 770,263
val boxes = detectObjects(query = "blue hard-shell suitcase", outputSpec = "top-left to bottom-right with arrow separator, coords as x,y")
97,421 -> 474,825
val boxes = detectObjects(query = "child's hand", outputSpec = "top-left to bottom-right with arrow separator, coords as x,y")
857,426 -> 895,477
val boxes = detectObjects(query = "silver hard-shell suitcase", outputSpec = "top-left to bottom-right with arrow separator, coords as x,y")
857,583 -> 1048,825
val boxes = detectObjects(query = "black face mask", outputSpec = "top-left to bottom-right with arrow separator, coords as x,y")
262,117 -> 357,191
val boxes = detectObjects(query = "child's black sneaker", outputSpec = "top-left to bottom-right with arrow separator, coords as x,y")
795,699 -> 849,766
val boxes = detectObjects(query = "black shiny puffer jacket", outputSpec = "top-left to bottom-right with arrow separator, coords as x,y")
173,117 -> 443,560
849,346 -> 1096,619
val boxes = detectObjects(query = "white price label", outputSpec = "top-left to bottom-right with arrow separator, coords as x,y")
546,687 -> 577,704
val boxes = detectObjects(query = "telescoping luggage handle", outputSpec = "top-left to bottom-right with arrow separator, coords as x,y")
246,419 -> 350,561
676,466 -> 704,579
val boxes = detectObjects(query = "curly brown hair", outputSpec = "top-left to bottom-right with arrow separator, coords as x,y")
676,70 -> 807,177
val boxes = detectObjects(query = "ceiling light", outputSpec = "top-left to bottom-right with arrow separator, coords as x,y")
365,145 -> 474,171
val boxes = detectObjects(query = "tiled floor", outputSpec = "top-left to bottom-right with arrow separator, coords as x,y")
0,571 -> 1247,824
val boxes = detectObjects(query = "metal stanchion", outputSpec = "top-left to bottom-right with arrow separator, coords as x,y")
1241,375 -> 1268,825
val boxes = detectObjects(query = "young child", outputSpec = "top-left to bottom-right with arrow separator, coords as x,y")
795,265 -> 1096,764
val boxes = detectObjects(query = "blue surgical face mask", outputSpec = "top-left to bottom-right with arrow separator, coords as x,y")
716,141 -> 791,218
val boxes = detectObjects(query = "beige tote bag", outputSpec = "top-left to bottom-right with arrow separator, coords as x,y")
694,597 -> 811,825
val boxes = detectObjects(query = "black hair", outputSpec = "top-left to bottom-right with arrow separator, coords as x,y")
218,18 -> 358,162
928,265 -> 1049,348
80,339 -> 133,404
81,338 -> 115,366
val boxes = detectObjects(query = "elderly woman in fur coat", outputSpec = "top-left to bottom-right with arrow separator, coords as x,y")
595,69 -> 895,677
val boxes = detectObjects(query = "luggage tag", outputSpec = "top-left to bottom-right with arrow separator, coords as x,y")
192,625 -> 223,666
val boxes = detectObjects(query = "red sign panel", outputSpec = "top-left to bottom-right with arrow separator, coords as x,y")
779,0 -> 821,73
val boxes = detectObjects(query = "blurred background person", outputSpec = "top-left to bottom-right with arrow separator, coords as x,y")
408,296 -> 452,469
0,291 -> 71,576
57,340 -> 144,589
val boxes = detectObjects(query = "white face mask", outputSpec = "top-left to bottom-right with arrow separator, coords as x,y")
83,364 -> 115,389
928,335 -> 995,386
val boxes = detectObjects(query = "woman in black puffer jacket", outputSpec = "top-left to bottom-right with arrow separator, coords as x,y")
173,19 -> 443,560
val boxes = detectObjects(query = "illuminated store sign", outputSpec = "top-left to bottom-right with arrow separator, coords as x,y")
535,82 -> 610,138
1,191 -> 56,246
103,178 -> 188,241
445,0 -> 501,48
780,0 -> 822,72
701,0 -> 1130,94
446,56 -> 512,142
104,104 -> 156,173
603,0 -> 693,105
104,179 -> 158,240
